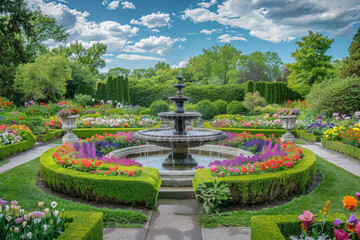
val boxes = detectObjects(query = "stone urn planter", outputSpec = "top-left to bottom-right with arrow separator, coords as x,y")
278,115 -> 297,143
60,115 -> 79,144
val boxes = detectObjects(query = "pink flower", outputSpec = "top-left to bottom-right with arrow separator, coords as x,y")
210,165 -> 218,173
298,211 -> 315,230
333,228 -> 350,240
115,123 -> 120,127
356,192 -> 360,201
15,217 -> 23,224
356,222 -> 360,238
30,211 -> 45,218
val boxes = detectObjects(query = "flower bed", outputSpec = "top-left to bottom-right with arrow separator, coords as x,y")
193,147 -> 316,205
0,125 -> 36,160
40,146 -> 161,208
77,115 -> 157,128
36,129 -> 65,143
321,138 -> 360,161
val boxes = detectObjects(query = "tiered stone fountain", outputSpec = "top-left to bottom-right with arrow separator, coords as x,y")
134,73 -> 227,167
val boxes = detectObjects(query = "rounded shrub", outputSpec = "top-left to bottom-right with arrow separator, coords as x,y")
214,100 -> 228,115
196,100 -> 218,119
227,101 -> 247,115
106,108 -> 125,115
149,101 -> 170,116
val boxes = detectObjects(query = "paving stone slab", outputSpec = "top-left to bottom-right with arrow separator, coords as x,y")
103,228 -> 147,240
202,227 -> 251,240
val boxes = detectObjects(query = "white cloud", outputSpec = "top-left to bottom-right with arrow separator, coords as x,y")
102,0 -> 108,5
218,34 -> 247,42
122,1 -> 135,9
116,54 -> 166,61
151,29 -> 160,32
200,28 -> 221,34
57,0 -> 68,3
104,58 -> 118,63
182,0 -> 360,42
103,53 -> 114,56
130,12 -> 170,28
171,60 -> 188,69
198,0 -> 217,8
125,36 -> 186,55
107,0 -> 120,10
25,0 -> 139,51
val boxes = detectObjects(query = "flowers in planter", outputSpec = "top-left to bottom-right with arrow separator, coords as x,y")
292,193 -> 360,240
0,199 -> 66,240
278,108 -> 301,117
58,108 -> 79,118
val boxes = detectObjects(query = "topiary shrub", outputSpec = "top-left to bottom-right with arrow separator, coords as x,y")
214,100 -> 228,115
196,100 -> 218,119
149,101 -> 170,116
105,108 -> 125,116
243,91 -> 267,112
227,101 -> 247,115
306,76 -> 360,116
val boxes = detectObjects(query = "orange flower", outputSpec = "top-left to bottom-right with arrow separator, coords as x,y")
19,116 -> 24,120
343,196 -> 358,211
347,223 -> 356,232
123,123 -> 129,127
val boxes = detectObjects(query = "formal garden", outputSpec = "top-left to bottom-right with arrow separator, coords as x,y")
2,1 -> 360,239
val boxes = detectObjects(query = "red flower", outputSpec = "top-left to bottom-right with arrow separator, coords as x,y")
105,171 -> 110,175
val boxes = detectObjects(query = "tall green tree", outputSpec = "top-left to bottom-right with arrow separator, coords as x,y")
14,54 -> 71,101
51,41 -> 107,75
340,27 -> 360,78
286,31 -> 334,96
108,67 -> 130,77
238,51 -> 283,82
65,62 -> 96,98
131,68 -> 146,79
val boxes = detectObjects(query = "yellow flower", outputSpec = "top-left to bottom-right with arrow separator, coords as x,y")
323,201 -> 331,215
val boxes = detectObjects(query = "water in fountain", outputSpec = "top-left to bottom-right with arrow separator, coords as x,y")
134,72 -> 227,166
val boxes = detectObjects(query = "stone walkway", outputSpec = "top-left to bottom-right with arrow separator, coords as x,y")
2,139 -> 360,240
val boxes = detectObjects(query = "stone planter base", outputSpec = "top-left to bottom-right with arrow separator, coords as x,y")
60,115 -> 79,144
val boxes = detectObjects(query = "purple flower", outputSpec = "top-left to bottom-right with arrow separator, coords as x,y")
15,217 -> 23,224
11,201 -> 18,206
0,200 -> 7,206
333,113 -> 339,117
333,218 -> 343,226
195,166 -> 204,170
347,214 -> 358,225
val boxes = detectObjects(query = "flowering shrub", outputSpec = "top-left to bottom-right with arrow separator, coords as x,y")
0,124 -> 32,146
0,97 -> 15,113
278,108 -> 301,117
285,100 -> 308,109
77,115 -> 156,128
0,199 -> 66,239
324,124 -> 360,148
53,132 -> 144,177
291,193 -> 360,240
307,119 -> 337,135
44,118 -> 62,129
57,108 -> 79,118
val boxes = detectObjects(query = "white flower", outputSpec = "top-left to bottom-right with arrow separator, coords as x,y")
27,232 -> 32,239
53,210 -> 59,217
43,225 -> 48,232
5,205 -> 9,211
34,218 -> 41,224
6,216 -> 12,222
22,221 -> 27,228
19,209 -> 24,215
14,227 -> 19,234
50,201 -> 57,208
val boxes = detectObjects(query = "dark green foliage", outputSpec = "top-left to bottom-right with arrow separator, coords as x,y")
197,181 -> 231,214
124,77 -> 130,104
74,93 -> 92,106
193,148 -> 316,205
129,84 -> 245,107
118,76 -> 125,103
96,82 -> 106,101
105,76 -> 114,101
321,138 -> 360,160
306,76 -> 360,116
40,148 -> 161,208
36,129 -> 65,143
196,100 -> 218,119
227,101 -> 247,115
214,100 -> 228,114
250,81 -> 300,104
340,27 -> 360,78
297,130 -> 322,142
246,80 -> 254,93
149,101 -> 170,116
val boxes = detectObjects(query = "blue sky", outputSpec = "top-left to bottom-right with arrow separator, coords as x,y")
26,0 -> 360,72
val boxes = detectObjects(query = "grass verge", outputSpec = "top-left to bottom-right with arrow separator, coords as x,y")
0,159 -> 9,167
199,155 -> 360,227
0,157 -> 148,227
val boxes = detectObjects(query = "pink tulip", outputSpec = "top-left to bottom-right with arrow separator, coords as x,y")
298,211 -> 315,230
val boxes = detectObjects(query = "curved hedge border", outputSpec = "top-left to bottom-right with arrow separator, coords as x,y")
59,211 -> 103,240
296,130 -> 322,142
40,148 -> 161,208
321,138 -> 360,160
193,148 -> 316,205
251,214 -> 354,240
36,129 -> 65,143
0,132 -> 36,160
203,122 -> 297,138
72,123 -> 161,138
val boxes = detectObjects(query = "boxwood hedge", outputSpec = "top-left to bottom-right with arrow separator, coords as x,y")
59,211 -> 103,240
36,129 -> 65,143
0,131 -> 36,160
193,148 -> 316,205
321,138 -> 360,160
40,148 -> 161,208
297,130 -> 322,142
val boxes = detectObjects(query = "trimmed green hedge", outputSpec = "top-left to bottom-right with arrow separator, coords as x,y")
59,211 -> 103,240
0,132 -> 36,160
72,123 -> 161,138
36,129 -> 65,143
204,122 -> 297,138
296,130 -> 322,142
321,138 -> 360,160
40,148 -> 161,208
251,214 -> 353,240
193,148 -> 316,205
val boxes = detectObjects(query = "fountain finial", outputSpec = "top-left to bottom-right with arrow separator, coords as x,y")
176,71 -> 185,84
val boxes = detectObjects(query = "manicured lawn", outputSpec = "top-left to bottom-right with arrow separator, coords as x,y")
199,154 -> 360,227
0,157 -> 148,228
